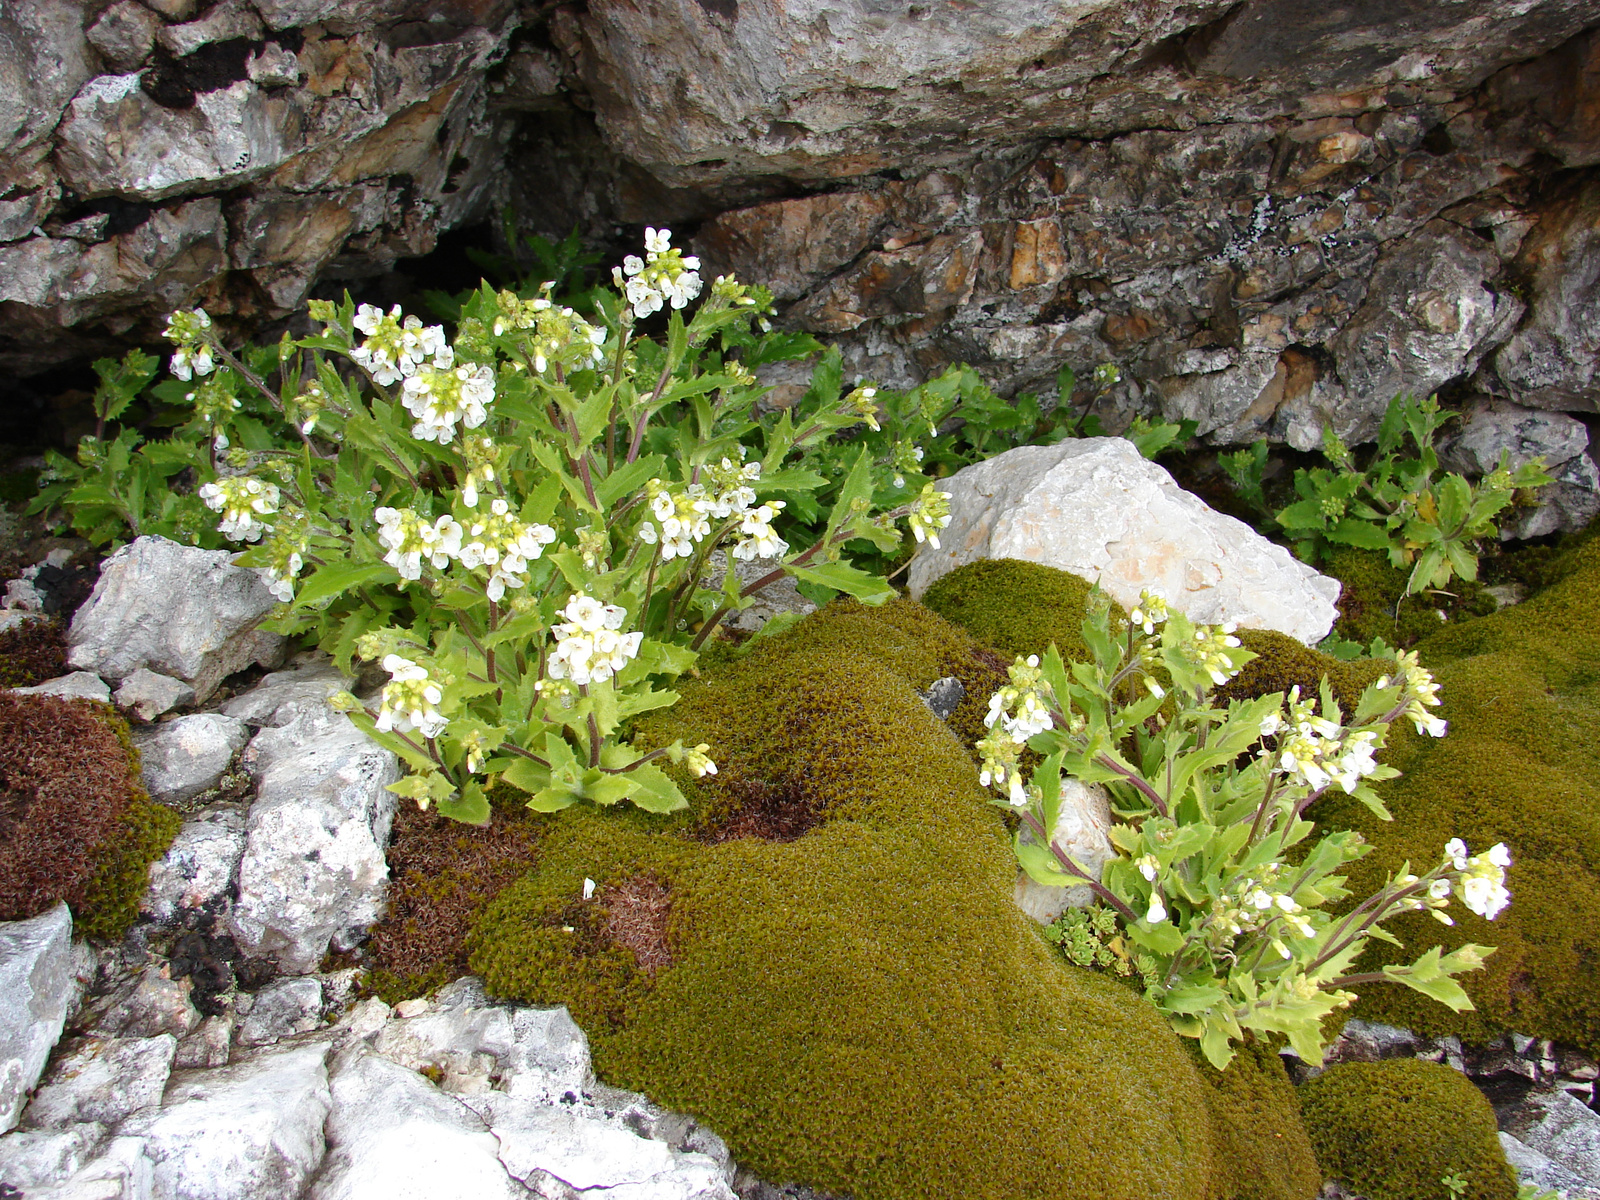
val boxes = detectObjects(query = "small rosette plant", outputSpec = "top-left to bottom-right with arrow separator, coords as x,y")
976,590 -> 1509,1069
117,230 -> 951,825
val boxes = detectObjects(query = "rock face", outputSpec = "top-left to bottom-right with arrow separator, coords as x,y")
230,702 -> 400,974
1011,778 -> 1115,924
0,904 -> 80,1133
135,713 -> 249,805
67,537 -> 286,701
908,438 -> 1343,644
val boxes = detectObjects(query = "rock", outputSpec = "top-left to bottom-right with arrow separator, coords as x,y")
221,655 -> 353,727
172,1014 -> 232,1070
22,1135 -> 153,1200
138,0 -> 195,20
693,191 -> 895,303
120,1040 -> 332,1200
0,904 -> 80,1133
246,42 -> 303,89
235,977 -> 324,1047
0,1123 -> 108,1190
10,672 -> 112,702
230,704 -> 400,974
142,805 -> 248,924
372,1001 -> 513,1095
23,1036 -> 176,1130
310,1044 -> 530,1200
498,1007 -> 592,1105
0,0 -> 96,170
154,0 -> 264,58
68,537 -> 286,701
86,2 -> 162,74
112,670 -> 195,724
699,550 -> 815,634
1499,1132 -> 1600,1200
920,676 -> 965,721
908,438 -> 1342,645
134,714 -> 248,805
338,998 -> 391,1040
1321,1018 -> 1422,1067
1438,395 -> 1600,538
86,966 -> 200,1041
1011,778 -> 1115,924
1500,1087 -> 1600,1186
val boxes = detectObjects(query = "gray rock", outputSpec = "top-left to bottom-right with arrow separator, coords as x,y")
121,1040 -> 332,1200
499,1007 -> 592,1105
67,537 -> 285,701
908,438 -> 1342,645
155,0 -> 264,58
920,676 -> 965,721
0,1122 -> 108,1190
134,714 -> 248,805
1439,396 -> 1600,538
1321,1018 -> 1422,1067
221,655 -> 353,727
1500,1131 -> 1600,1199
1501,1087 -> 1600,1187
112,670 -> 195,724
1011,778 -> 1115,924
699,550 -> 816,634
0,0 -> 96,169
172,1014 -> 232,1070
86,2 -> 162,74
236,977 -> 324,1047
311,1044 -> 531,1200
23,1037 -> 176,1130
0,904 -> 80,1133
230,704 -> 399,974
142,806 -> 249,925
22,1135 -> 153,1200
246,42 -> 303,89
11,672 -> 112,702
86,966 -> 200,1042
372,1001 -> 513,1095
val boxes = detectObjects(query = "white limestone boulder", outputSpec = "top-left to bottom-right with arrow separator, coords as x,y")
141,805 -> 249,925
0,904 -> 81,1133
134,714 -> 248,806
23,1036 -> 176,1130
907,438 -> 1342,645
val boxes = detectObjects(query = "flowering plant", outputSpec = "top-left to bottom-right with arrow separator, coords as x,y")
977,591 -> 1509,1068
57,229 -> 952,824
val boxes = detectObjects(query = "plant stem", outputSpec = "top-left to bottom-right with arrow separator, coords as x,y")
1019,810 -> 1140,923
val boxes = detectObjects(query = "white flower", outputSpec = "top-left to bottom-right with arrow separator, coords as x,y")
685,743 -> 717,777
1146,894 -> 1167,924
546,593 -> 643,686
1129,591 -> 1169,635
614,229 -> 704,319
375,654 -> 449,739
1135,854 -> 1160,882
374,507 -> 464,580
199,476 -> 280,542
458,498 -> 556,599
733,501 -> 788,560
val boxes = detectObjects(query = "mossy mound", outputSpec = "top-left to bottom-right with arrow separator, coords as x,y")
920,557 -> 1094,662
1324,547 -> 1496,649
470,598 -> 1320,1200
0,617 -> 67,687
1315,533 -> 1600,1051
0,693 -> 181,941
1214,629 -> 1388,721
1299,1059 -> 1516,1200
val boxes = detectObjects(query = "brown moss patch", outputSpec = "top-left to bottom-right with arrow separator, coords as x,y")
602,873 -> 674,976
696,772 -> 825,844
0,692 -> 178,939
365,787 -> 548,1003
0,617 -> 67,687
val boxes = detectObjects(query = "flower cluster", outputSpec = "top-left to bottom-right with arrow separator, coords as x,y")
547,593 -> 644,686
1446,838 -> 1512,920
612,228 -> 702,319
733,501 -> 787,560
642,482 -> 713,559
1190,621 -> 1245,686
260,507 -> 310,603
890,440 -> 925,489
350,304 -> 450,387
459,498 -> 558,601
198,476 -> 280,542
458,435 -> 500,508
684,743 -> 717,778
978,654 -> 1056,806
374,506 -> 464,581
1204,863 -> 1317,957
492,288 -> 607,376
1260,687 -> 1380,795
401,360 -> 496,444
375,654 -> 448,739
1378,648 -> 1447,737
163,308 -> 215,381
907,482 -> 953,549
1129,590 -> 1169,635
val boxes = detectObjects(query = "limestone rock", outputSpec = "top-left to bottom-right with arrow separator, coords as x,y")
19,1135 -> 152,1200
230,704 -> 400,974
85,965 -> 200,1042
236,977 -> 324,1047
1438,396 -> 1600,537
1499,1131 -> 1600,1200
498,1006 -> 592,1105
908,438 -> 1342,644
693,191 -> 895,303
134,714 -> 248,805
0,0 -> 96,169
0,904 -> 80,1133
1500,1087 -> 1600,1188
86,3 -> 162,74
221,655 -> 354,728
1011,778 -> 1115,924
311,1044 -> 531,1200
699,550 -> 815,634
23,1036 -> 176,1130
371,1001 -> 514,1095
155,0 -> 264,59
67,536 -> 285,701
141,806 -> 249,925
0,1123 -> 108,1191
112,670 -> 195,724
11,672 -> 111,702
172,1014 -> 232,1071
120,1040 -> 333,1200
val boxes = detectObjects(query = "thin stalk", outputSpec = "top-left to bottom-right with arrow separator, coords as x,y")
1019,810 -> 1140,924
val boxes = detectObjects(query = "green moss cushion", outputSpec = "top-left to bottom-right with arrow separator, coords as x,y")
469,599 -> 1320,1200
1315,534 -> 1600,1051
920,558 -> 1095,662
1299,1059 -> 1516,1200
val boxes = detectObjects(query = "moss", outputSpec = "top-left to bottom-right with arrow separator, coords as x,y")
920,558 -> 1095,662
1323,548 -> 1495,650
1299,1059 -> 1516,1200
1214,629 -> 1388,721
0,617 -> 67,687
0,694 -> 180,941
1192,1041 -> 1324,1200
1314,533 -> 1600,1051
469,598 -> 1320,1200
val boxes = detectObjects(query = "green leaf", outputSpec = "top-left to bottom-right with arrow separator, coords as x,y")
786,560 -> 894,605
1276,498 -> 1329,531
292,561 -> 396,610
1325,518 -> 1392,550
436,780 -> 490,825
623,762 -> 689,813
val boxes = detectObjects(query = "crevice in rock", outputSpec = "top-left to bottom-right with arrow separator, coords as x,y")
141,38 -> 262,109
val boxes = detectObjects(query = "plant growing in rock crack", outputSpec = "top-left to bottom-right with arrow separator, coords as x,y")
43,228 -> 954,824
1221,394 -> 1552,596
975,588 -> 1512,1069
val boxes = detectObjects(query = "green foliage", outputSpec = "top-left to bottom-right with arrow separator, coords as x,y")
1299,1058 -> 1517,1200
1324,547 -> 1498,651
423,221 -> 606,323
1314,531 -> 1600,1052
467,598 -> 1319,1200
920,557 -> 1095,662
1264,395 -> 1552,596
974,590 -> 1506,1070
